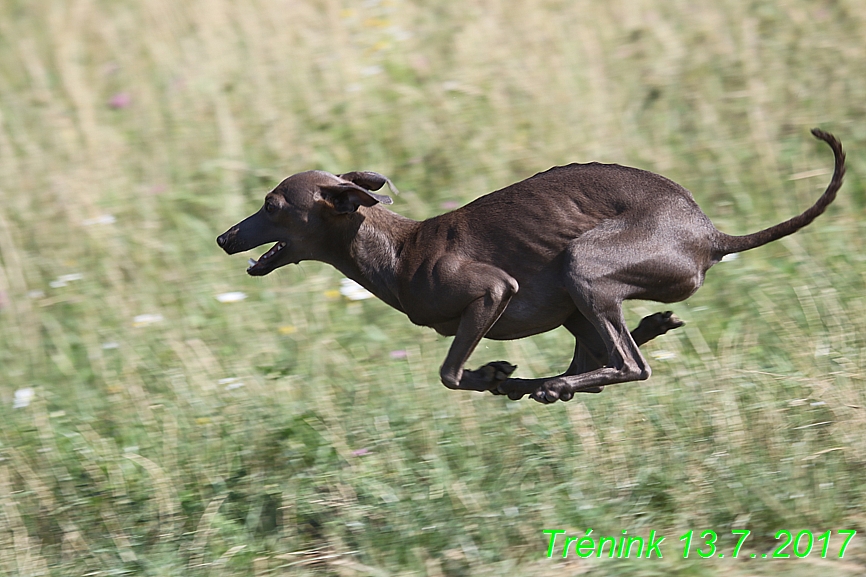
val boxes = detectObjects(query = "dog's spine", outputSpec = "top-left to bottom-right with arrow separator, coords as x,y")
713,129 -> 845,257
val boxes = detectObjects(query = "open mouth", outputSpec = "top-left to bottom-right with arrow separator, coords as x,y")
246,241 -> 287,275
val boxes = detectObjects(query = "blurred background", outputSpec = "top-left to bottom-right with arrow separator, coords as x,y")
1,0 -> 865,575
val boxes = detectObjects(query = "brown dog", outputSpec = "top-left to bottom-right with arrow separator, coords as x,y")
218,129 -> 844,403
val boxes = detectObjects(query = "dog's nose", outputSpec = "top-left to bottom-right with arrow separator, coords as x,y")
216,234 -> 227,247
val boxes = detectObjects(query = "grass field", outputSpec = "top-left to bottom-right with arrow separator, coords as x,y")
2,0 -> 866,575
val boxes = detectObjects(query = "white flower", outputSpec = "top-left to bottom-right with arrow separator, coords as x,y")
13,387 -> 34,409
339,278 -> 374,301
219,377 -> 245,390
133,313 -> 163,327
82,214 -> 116,226
49,273 -> 84,288
216,292 -> 247,303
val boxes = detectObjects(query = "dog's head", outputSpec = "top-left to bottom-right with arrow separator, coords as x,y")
216,170 -> 395,276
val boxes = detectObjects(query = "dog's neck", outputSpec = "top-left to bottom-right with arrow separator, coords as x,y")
327,206 -> 418,312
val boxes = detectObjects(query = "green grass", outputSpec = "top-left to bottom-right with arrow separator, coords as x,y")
2,0 -> 866,575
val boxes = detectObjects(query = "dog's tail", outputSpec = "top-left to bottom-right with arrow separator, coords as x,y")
712,129 -> 845,258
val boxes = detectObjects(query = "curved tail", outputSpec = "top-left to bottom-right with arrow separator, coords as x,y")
713,129 -> 845,257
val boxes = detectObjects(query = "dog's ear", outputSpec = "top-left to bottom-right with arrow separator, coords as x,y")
320,181 -> 393,214
338,171 -> 398,193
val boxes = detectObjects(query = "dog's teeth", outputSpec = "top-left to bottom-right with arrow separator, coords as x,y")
248,258 -> 257,267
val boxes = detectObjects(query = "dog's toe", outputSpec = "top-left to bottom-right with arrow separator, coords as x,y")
482,361 -> 517,392
661,311 -> 685,330
489,361 -> 517,379
530,385 -> 560,404
507,389 -> 525,401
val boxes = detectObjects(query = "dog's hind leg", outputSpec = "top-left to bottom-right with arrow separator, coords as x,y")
504,295 -> 648,402
561,310 -> 684,394
489,310 -> 683,399
496,223 -> 700,402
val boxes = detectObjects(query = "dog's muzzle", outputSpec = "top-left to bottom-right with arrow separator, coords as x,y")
217,228 -> 240,254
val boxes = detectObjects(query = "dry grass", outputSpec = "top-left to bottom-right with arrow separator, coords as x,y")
1,0 -> 866,575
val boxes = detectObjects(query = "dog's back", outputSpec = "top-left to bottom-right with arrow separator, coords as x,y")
405,162 -> 707,272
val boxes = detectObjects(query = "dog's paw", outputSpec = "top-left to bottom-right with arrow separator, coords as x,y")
479,361 -> 517,393
644,310 -> 685,333
529,382 -> 605,403
637,311 -> 684,337
529,380 -> 569,404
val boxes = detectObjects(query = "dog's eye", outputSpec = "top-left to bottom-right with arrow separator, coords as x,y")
264,200 -> 277,214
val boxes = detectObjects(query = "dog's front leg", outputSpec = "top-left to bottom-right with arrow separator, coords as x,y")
438,264 -> 519,392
